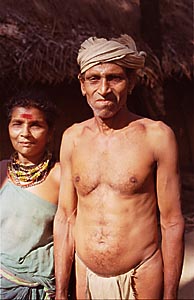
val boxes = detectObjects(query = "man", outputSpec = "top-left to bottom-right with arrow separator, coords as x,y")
54,35 -> 184,300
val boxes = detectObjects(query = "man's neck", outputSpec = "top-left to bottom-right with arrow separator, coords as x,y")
94,107 -> 136,135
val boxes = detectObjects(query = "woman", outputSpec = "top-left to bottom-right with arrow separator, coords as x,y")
0,91 -> 60,299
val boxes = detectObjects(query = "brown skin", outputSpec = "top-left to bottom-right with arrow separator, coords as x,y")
54,63 -> 184,299
0,106 -> 60,204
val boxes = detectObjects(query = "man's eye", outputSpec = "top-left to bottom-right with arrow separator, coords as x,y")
87,77 -> 100,83
108,75 -> 123,83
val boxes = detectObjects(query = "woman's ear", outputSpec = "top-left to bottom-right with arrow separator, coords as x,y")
47,127 -> 54,145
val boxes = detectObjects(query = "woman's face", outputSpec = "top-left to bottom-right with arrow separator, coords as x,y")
8,106 -> 50,164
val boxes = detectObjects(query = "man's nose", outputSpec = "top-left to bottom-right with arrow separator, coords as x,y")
97,78 -> 111,96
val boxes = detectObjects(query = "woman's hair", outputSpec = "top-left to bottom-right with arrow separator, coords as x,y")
6,89 -> 58,129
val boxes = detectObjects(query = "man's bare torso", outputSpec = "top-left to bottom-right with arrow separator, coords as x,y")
72,117 -> 160,276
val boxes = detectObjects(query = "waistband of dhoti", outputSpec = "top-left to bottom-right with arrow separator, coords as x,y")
0,267 -> 39,287
133,247 -> 159,271
76,247 -> 159,276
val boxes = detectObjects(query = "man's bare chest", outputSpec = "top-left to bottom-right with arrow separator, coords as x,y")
72,135 -> 155,196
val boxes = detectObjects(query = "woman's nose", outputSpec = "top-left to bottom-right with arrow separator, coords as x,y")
20,125 -> 31,137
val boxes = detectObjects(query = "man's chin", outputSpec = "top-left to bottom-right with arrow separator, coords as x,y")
97,113 -> 115,120
94,108 -> 117,119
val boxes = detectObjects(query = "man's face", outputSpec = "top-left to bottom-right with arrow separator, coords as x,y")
80,63 -> 131,119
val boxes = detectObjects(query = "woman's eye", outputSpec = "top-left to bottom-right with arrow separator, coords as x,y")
12,122 -> 22,126
31,124 -> 41,128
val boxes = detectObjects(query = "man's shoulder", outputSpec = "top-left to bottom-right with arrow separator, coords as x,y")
132,118 -> 176,149
62,118 -> 94,137
138,119 -> 177,153
137,118 -> 173,136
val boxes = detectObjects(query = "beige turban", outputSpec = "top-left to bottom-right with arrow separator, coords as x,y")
77,34 -> 146,74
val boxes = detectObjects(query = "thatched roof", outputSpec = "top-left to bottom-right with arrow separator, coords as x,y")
160,0 -> 193,80
0,0 -> 140,83
0,0 -> 193,116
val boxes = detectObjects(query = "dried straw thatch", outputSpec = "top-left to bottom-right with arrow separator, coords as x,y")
0,0 -> 140,84
160,0 -> 193,80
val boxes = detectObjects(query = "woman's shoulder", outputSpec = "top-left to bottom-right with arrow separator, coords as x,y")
52,161 -> 61,175
49,161 -> 61,186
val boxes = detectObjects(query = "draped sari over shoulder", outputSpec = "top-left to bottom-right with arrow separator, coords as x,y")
0,181 -> 57,299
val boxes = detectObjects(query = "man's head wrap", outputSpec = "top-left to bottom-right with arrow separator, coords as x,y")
77,34 -> 146,74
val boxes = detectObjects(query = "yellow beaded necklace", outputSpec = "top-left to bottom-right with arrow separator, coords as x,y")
7,151 -> 53,188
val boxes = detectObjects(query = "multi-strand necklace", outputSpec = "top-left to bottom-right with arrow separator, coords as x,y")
7,151 -> 53,188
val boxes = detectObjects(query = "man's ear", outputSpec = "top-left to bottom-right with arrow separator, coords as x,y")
128,70 -> 137,94
81,84 -> 86,97
78,73 -> 86,96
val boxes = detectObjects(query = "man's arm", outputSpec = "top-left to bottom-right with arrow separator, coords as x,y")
154,122 -> 184,300
54,127 -> 77,300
